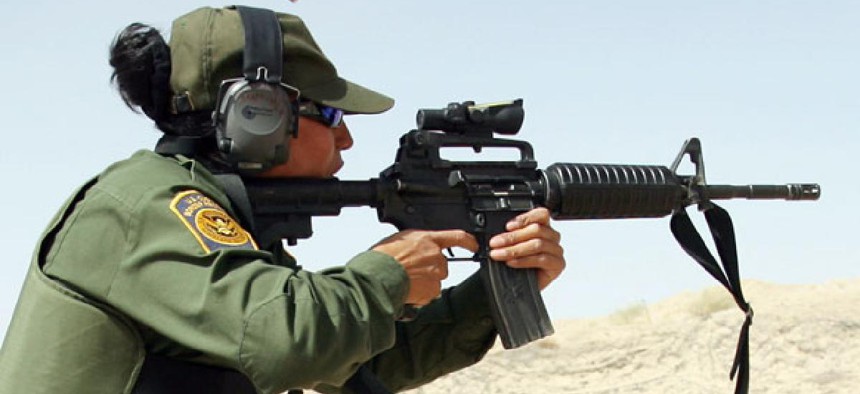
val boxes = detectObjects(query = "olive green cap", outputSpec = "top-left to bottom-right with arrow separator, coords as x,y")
168,6 -> 394,114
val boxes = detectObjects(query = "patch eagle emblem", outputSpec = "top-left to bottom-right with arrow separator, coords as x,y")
170,190 -> 258,253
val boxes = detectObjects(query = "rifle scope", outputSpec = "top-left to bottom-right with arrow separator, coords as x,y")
416,99 -> 525,135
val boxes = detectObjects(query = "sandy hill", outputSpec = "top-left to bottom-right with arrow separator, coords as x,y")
404,278 -> 860,394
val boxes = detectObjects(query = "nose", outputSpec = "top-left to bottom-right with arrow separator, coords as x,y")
334,123 -> 353,151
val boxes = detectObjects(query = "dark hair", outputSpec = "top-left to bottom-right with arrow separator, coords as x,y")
109,23 -> 213,138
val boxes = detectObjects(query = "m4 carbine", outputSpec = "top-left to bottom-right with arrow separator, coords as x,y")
243,99 -> 820,350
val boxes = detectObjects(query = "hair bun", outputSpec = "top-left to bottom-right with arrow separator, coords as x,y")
109,23 -> 171,123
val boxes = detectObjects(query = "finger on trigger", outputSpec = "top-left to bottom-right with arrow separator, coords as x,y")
430,229 -> 479,252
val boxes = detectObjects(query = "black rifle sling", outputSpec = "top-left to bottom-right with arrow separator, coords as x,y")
670,204 -> 752,394
344,365 -> 393,394
133,354 -> 257,394
213,173 -> 257,235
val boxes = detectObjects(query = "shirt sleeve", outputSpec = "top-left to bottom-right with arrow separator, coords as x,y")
44,184 -> 410,393
313,273 -> 499,394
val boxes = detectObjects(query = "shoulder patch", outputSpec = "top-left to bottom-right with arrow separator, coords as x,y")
169,190 -> 258,253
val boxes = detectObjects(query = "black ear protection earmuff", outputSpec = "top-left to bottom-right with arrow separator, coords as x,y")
213,6 -> 300,174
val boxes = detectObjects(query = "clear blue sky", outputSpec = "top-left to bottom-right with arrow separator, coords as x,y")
1,0 -> 857,342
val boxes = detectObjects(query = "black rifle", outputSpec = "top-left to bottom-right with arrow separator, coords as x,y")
244,99 -> 820,351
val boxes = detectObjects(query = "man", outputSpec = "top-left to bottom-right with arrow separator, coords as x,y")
0,6 -> 565,393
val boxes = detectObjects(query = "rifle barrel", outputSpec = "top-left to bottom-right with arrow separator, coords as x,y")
706,184 -> 821,201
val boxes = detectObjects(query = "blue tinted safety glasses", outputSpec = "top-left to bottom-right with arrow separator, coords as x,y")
298,101 -> 344,128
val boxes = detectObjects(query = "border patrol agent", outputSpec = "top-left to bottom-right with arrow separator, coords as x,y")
0,5 -> 566,393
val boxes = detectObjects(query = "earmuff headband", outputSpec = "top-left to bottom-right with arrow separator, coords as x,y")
235,6 -> 284,83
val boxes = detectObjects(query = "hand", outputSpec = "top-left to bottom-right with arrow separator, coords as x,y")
488,207 -> 566,290
372,229 -> 478,306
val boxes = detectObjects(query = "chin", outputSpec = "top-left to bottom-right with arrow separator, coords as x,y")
332,161 -> 344,175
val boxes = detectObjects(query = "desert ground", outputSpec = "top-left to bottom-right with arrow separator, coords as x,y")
402,278 -> 859,394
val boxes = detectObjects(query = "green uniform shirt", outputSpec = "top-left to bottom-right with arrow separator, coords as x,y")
21,150 -> 496,393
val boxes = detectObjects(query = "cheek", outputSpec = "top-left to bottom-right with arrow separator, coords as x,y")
284,130 -> 337,174
293,131 -> 335,158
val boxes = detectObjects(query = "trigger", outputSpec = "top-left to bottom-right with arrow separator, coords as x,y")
445,248 -> 477,262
